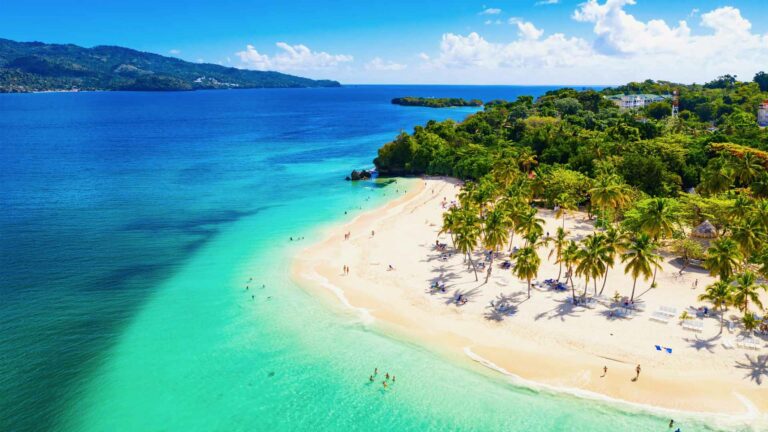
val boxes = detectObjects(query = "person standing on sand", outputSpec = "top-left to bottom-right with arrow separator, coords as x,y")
602,366 -> 607,377
635,364 -> 641,380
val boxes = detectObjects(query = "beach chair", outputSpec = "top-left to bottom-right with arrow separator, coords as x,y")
655,345 -> 662,351
659,306 -> 677,317
682,320 -> 704,332
649,311 -> 670,324
722,339 -> 735,349
665,347 -> 672,354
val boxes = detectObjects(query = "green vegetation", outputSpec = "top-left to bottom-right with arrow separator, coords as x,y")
0,38 -> 341,92
392,74 -> 768,330
391,97 -> 483,108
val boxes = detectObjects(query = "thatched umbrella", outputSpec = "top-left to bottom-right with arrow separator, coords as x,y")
691,220 -> 717,239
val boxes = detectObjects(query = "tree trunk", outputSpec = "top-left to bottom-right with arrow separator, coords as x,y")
484,252 -> 494,284
570,274 -> 577,303
651,265 -> 658,287
557,261 -> 562,281
507,230 -> 515,251
562,213 -> 566,228
527,278 -> 531,299
583,277 -> 589,297
593,278 -> 598,296
599,270 -> 609,295
467,253 -> 478,281
630,277 -> 638,302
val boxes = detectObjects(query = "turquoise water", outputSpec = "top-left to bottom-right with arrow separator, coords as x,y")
0,87 -> 744,431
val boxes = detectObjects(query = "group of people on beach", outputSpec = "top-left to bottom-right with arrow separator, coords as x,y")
342,265 -> 350,275
368,367 -> 396,389
244,277 -> 267,300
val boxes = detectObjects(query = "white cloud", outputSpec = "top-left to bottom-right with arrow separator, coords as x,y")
418,52 -> 430,61
168,49 -> 181,55
509,18 -> 544,40
413,1 -> 768,85
236,43 -> 353,71
365,57 -> 407,71
535,0 -> 559,5
480,8 -> 502,15
485,19 -> 503,25
426,31 -> 590,69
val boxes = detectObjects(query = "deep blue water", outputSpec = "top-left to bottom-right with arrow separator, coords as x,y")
0,85 -> 569,431
3,85 -> 730,432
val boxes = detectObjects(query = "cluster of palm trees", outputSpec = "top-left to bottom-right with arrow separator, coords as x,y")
439,151 -> 768,333
439,163 -> 677,305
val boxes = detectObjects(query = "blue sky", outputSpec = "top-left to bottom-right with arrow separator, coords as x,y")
2,0 -> 768,84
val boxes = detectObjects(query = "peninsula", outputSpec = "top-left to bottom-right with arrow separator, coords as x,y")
296,75 -> 768,421
391,96 -> 483,108
0,38 -> 341,92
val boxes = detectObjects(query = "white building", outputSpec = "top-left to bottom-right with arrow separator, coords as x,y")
759,100 -> 768,127
606,94 -> 669,110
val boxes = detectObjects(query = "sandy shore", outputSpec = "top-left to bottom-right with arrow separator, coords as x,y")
293,177 -> 767,422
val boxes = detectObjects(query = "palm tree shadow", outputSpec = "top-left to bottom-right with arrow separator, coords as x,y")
734,354 -> 768,385
443,288 -> 481,306
684,335 -> 719,353
484,293 -> 523,321
534,298 -> 582,322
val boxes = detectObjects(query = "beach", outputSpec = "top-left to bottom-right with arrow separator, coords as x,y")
294,177 -> 768,421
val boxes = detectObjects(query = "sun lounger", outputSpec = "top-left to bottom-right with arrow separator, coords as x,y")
655,345 -> 662,351
722,339 -> 735,349
658,306 -> 677,317
649,311 -> 670,323
738,337 -> 761,350
682,320 -> 704,332
665,347 -> 672,354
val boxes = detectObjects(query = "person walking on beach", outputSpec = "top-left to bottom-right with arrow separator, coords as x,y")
635,364 -> 641,380
602,366 -> 607,377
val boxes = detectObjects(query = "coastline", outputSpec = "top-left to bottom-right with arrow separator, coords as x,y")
292,176 -> 767,428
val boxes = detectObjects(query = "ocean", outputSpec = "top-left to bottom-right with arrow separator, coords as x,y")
0,86 -> 739,431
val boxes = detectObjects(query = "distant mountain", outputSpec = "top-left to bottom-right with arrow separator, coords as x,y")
0,38 -> 341,92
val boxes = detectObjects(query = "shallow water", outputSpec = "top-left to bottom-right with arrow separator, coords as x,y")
0,86 -> 744,431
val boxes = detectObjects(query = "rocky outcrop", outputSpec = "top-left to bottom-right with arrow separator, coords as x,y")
345,169 -> 373,181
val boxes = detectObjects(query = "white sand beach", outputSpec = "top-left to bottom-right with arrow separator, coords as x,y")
293,177 -> 768,418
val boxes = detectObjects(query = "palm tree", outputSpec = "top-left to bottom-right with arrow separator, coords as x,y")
512,246 -> 540,299
698,159 -> 733,196
439,207 -> 460,247
589,174 -> 632,224
454,211 -> 482,281
731,271 -> 766,313
575,234 -> 608,296
516,209 -> 544,246
621,234 -> 661,302
598,226 -> 626,295
548,227 -> 569,281
698,280 -> 733,331
704,238 -> 743,281
500,197 -> 526,251
554,193 -> 577,228
516,147 -> 538,174
636,197 -> 680,285
730,217 -> 765,261
637,197 -> 680,240
561,240 -> 581,302
730,152 -> 764,185
482,206 -> 510,283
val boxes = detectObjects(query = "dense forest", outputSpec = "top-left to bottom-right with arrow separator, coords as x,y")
392,96 -> 483,108
375,73 -> 768,329
0,38 -> 340,92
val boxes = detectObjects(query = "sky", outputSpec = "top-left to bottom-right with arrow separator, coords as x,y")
1,0 -> 768,85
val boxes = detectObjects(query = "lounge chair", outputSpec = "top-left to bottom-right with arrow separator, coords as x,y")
655,345 -> 662,351
649,311 -> 670,324
665,347 -> 672,354
658,306 -> 677,317
682,320 -> 704,332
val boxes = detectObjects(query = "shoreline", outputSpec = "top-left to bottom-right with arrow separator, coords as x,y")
292,177 -> 767,428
